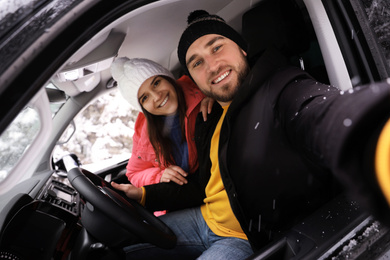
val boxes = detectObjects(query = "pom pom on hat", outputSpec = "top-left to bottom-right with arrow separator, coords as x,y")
187,10 -> 210,24
177,10 -> 247,75
110,57 -> 175,111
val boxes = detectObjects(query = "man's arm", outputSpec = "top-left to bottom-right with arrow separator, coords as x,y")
143,171 -> 205,211
277,74 -> 390,224
111,171 -> 205,212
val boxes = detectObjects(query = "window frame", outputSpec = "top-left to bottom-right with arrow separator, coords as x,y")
322,0 -> 390,86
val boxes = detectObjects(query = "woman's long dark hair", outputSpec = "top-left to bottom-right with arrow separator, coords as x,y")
141,76 -> 187,167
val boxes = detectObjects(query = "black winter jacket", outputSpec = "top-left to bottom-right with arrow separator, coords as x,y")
143,48 -> 390,250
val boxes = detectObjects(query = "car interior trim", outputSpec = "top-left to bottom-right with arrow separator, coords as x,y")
304,0 -> 352,90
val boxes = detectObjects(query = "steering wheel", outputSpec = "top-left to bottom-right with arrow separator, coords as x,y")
67,166 -> 177,249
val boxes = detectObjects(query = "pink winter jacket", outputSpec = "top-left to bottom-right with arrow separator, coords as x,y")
125,75 -> 205,187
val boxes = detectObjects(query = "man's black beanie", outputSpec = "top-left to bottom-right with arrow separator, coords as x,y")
177,10 -> 248,75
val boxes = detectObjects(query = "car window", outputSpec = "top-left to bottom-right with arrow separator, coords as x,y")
0,83 -> 66,183
0,106 -> 40,182
361,0 -> 390,64
356,0 -> 390,77
53,90 -> 138,171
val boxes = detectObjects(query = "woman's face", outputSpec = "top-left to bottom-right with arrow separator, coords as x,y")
137,76 -> 178,116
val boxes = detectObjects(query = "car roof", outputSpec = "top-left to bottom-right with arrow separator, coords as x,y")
53,0 -> 263,98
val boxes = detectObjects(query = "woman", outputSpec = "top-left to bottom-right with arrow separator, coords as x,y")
110,58 -> 210,214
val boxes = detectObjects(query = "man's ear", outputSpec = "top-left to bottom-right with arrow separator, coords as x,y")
241,49 -> 247,57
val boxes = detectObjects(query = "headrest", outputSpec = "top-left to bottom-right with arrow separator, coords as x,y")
242,0 -> 310,61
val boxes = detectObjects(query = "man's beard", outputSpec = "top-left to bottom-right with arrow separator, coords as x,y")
203,54 -> 250,103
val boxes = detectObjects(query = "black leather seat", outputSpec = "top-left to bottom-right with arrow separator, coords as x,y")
241,0 -> 329,84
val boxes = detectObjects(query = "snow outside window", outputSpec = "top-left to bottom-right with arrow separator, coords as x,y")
0,107 -> 40,182
53,89 -> 138,171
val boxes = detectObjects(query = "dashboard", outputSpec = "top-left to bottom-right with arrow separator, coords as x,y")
38,176 -> 80,216
0,171 -> 82,260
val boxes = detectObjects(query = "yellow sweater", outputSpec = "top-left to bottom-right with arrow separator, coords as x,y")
200,105 -> 247,240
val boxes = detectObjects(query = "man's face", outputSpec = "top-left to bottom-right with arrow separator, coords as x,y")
186,34 -> 249,106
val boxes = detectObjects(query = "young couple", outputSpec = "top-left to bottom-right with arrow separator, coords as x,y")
111,10 -> 390,260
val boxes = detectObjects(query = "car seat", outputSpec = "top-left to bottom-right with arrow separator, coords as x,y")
241,0 -> 329,84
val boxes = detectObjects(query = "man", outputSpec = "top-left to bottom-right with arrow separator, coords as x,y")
113,10 -> 390,259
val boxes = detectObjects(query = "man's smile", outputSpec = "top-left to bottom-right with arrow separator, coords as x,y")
212,70 -> 231,84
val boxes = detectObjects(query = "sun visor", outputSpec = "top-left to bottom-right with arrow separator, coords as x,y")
53,31 -> 125,95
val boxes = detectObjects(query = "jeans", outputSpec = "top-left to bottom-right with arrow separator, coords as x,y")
124,207 -> 253,260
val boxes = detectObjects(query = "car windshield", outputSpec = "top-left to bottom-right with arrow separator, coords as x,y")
52,89 -> 136,172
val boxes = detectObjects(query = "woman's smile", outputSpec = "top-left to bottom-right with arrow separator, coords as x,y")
159,95 -> 169,108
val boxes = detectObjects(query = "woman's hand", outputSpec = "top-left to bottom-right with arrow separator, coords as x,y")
111,182 -> 143,202
200,97 -> 214,121
160,165 -> 188,185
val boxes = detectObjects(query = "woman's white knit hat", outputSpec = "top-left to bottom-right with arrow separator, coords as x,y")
110,57 -> 175,111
